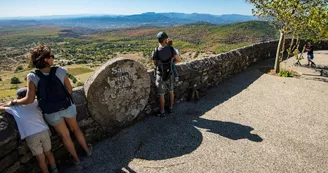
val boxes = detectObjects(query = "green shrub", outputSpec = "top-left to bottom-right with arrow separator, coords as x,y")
278,70 -> 293,77
15,66 -> 24,72
67,73 -> 78,84
10,77 -> 21,84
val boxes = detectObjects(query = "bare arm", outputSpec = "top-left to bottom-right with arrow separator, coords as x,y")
173,54 -> 180,63
0,106 -> 6,113
153,60 -> 157,67
14,77 -> 36,105
64,75 -> 73,95
304,45 -> 313,52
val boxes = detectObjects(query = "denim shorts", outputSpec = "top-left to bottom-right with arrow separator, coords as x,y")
307,54 -> 314,60
44,104 -> 77,126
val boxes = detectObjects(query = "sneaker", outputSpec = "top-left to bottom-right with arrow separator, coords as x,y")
168,108 -> 174,114
50,167 -> 58,173
157,112 -> 166,117
175,77 -> 179,82
69,154 -> 80,165
87,144 -> 93,156
73,160 -> 81,165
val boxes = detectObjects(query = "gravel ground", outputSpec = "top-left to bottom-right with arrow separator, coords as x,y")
63,51 -> 328,173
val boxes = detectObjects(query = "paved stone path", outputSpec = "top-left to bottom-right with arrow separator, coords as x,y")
63,51 -> 328,173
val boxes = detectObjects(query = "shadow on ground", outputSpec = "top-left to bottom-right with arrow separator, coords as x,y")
61,59 -> 269,173
295,64 -> 328,82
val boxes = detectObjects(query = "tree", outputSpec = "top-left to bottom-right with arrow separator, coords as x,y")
246,0 -> 328,73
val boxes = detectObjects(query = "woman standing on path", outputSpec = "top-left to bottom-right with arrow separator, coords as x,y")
7,45 -> 92,165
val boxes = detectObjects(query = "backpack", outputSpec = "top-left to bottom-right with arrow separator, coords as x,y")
34,67 -> 73,114
154,46 -> 175,81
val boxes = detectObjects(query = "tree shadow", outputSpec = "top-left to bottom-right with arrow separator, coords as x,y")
192,118 -> 263,142
315,65 -> 328,70
305,77 -> 328,83
61,60 -> 268,173
300,67 -> 328,82
300,65 -> 328,71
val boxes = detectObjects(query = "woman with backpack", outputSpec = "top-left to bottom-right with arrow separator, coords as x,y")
7,45 -> 92,165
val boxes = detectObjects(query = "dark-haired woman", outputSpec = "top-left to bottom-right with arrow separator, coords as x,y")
8,45 -> 92,164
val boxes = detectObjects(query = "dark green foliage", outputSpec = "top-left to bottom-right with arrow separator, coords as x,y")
15,66 -> 24,72
278,70 -> 293,77
10,77 -> 21,84
68,73 -> 78,84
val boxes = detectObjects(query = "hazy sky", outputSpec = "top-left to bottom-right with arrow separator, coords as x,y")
0,0 -> 254,18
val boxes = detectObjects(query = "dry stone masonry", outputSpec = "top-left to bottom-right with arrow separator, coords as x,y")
0,88 -> 103,173
0,40 -> 327,172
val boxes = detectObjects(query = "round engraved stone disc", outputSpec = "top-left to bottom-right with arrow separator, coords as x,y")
84,58 -> 150,127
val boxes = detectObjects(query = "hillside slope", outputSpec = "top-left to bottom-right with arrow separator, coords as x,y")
90,21 -> 278,52
0,21 -> 279,101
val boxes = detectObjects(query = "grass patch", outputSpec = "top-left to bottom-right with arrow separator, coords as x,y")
0,70 -> 29,100
0,73 -> 28,90
215,42 -> 253,54
75,72 -> 94,83
0,90 -> 17,103
67,67 -> 94,76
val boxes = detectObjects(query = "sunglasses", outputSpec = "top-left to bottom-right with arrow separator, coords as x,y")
35,54 -> 54,61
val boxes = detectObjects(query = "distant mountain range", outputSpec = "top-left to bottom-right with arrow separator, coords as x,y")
0,12 -> 259,29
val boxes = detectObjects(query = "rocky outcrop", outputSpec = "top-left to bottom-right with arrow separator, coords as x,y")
84,58 -> 151,129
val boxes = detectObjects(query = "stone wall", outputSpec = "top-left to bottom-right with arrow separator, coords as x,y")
144,40 -> 279,117
0,88 -> 104,173
0,40 -> 327,172
143,39 -> 328,115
